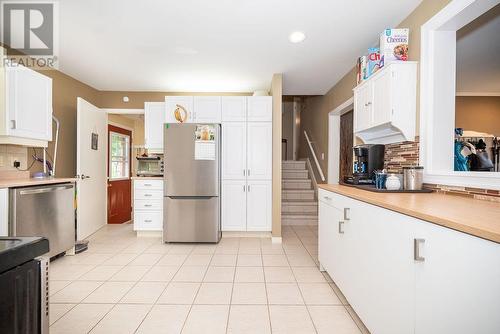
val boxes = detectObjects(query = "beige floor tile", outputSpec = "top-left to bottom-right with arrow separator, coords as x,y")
157,253 -> 188,266
157,282 -> 200,304
261,245 -> 285,255
102,253 -> 138,266
204,266 -> 235,282
264,267 -> 296,283
269,305 -> 316,334
50,264 -> 95,281
49,280 -> 71,296
194,282 -> 233,304
215,246 -> 239,255
168,244 -> 194,254
50,303 -> 113,334
309,306 -> 361,334
184,254 -> 213,266
51,281 -> 103,303
141,265 -> 179,282
287,254 -> 317,267
120,281 -> 167,304
345,306 -> 370,334
299,283 -> 342,305
231,283 -> 267,305
266,283 -> 304,305
330,281 -> 350,306
262,254 -> 289,267
234,266 -> 265,282
210,254 -> 237,266
237,254 -> 263,267
49,303 -> 75,325
238,247 -> 262,255
227,305 -> 271,334
90,304 -> 152,334
172,265 -> 207,282
57,253 -> 114,266
144,243 -> 171,254
78,265 -> 124,281
109,265 -> 151,281
83,281 -> 135,304
182,304 -> 229,334
135,304 -> 190,334
192,244 -> 217,254
129,253 -> 163,266
292,267 -> 327,283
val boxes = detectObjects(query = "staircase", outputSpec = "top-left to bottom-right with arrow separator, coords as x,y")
282,160 -> 318,225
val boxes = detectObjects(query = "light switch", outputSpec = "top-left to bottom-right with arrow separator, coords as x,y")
321,153 -> 325,160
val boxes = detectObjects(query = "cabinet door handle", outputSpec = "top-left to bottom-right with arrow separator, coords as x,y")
323,196 -> 331,201
243,185 -> 246,192
243,169 -> 246,176
343,208 -> 350,221
10,120 -> 16,129
414,238 -> 425,262
247,185 -> 250,192
338,221 -> 345,234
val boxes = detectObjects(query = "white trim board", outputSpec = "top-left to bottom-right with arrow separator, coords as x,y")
456,92 -> 500,96
102,108 -> 144,114
328,97 -> 354,184
419,0 -> 500,190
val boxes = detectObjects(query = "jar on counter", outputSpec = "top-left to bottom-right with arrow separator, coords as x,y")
403,166 -> 424,190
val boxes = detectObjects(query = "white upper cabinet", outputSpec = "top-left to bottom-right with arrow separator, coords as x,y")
246,180 -> 272,231
353,62 -> 417,144
193,96 -> 221,123
222,122 -> 247,180
144,102 -> 165,150
222,96 -> 247,122
247,96 -> 272,122
247,122 -> 272,180
165,96 -> 194,123
4,65 -> 52,142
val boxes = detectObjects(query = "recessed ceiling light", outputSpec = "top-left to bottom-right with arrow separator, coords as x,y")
289,31 -> 306,43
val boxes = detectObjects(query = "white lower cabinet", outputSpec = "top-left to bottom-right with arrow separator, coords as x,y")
133,179 -> 163,231
222,179 -> 271,232
318,189 -> 500,334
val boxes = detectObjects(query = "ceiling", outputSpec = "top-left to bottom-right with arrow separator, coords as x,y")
58,0 -> 423,95
456,4 -> 500,94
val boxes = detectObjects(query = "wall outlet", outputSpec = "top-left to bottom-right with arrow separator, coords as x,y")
13,160 -> 21,168
321,153 -> 325,160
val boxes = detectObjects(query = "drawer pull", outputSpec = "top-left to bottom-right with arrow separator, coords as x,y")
144,204 -> 152,207
414,238 -> 425,262
324,196 -> 331,201
343,208 -> 350,220
144,194 -> 152,197
144,184 -> 152,187
144,219 -> 152,223
338,221 -> 345,234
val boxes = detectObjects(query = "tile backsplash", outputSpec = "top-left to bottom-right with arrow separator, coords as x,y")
0,145 -> 28,171
384,136 -> 420,173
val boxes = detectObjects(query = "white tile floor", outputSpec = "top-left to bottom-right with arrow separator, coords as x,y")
48,224 -> 368,334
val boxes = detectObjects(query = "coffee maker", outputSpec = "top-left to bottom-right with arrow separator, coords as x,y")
344,144 -> 385,185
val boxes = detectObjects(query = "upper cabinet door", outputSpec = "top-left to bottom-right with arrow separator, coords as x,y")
165,96 -> 194,123
372,69 -> 393,127
144,102 -> 166,150
222,122 -> 247,180
193,96 -> 221,123
247,122 -> 272,180
6,66 -> 52,141
246,180 -> 271,231
221,96 -> 247,122
354,82 -> 373,132
247,96 -> 272,122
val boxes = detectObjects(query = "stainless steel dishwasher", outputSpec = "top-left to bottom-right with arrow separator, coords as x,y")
9,183 -> 75,257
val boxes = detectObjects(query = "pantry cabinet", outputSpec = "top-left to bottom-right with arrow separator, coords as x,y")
221,96 -> 247,122
144,102 -> 166,150
222,122 -> 246,180
318,189 -> 500,334
353,62 -> 416,144
0,65 -> 52,146
221,180 -> 247,231
247,96 -> 272,122
246,122 -> 272,180
246,180 -> 272,231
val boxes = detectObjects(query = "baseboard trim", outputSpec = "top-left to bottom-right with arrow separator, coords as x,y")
136,230 -> 162,238
222,231 -> 272,238
271,237 -> 283,244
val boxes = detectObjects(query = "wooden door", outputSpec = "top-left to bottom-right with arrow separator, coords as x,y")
107,124 -> 132,224
339,110 -> 354,183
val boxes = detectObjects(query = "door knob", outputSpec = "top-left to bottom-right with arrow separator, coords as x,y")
77,174 -> 91,180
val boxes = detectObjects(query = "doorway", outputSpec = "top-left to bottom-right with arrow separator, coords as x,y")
339,110 -> 354,182
107,124 -> 132,224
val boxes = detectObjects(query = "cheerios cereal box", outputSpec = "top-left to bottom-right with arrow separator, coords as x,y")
379,28 -> 409,67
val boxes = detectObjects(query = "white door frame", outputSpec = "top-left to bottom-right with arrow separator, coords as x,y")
328,97 -> 354,184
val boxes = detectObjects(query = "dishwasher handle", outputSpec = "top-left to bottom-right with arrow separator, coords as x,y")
19,184 -> 74,196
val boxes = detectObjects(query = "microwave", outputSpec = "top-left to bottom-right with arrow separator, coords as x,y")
136,156 -> 164,176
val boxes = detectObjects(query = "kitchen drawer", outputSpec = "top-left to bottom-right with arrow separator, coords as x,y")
134,199 -> 163,211
134,189 -> 163,200
318,189 -> 352,215
134,179 -> 163,190
133,211 -> 163,231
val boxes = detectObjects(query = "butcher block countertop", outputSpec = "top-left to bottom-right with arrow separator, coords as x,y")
319,184 -> 500,244
0,177 -> 77,189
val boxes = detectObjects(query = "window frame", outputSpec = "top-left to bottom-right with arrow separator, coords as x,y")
109,130 -> 131,180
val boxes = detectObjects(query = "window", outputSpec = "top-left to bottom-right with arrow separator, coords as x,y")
420,0 -> 500,189
109,131 -> 130,179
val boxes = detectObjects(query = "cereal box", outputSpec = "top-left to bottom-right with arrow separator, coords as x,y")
379,28 -> 409,67
357,55 -> 368,84
367,47 -> 381,77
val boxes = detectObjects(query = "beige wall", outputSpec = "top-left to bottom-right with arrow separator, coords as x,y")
456,96 -> 500,135
108,114 -> 135,130
134,118 -> 145,146
299,0 -> 452,182
282,101 -> 294,160
271,74 -> 282,238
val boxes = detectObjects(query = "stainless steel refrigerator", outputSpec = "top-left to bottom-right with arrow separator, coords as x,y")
163,123 -> 221,243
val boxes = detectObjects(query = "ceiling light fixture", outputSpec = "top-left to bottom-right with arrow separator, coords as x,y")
289,31 -> 306,43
